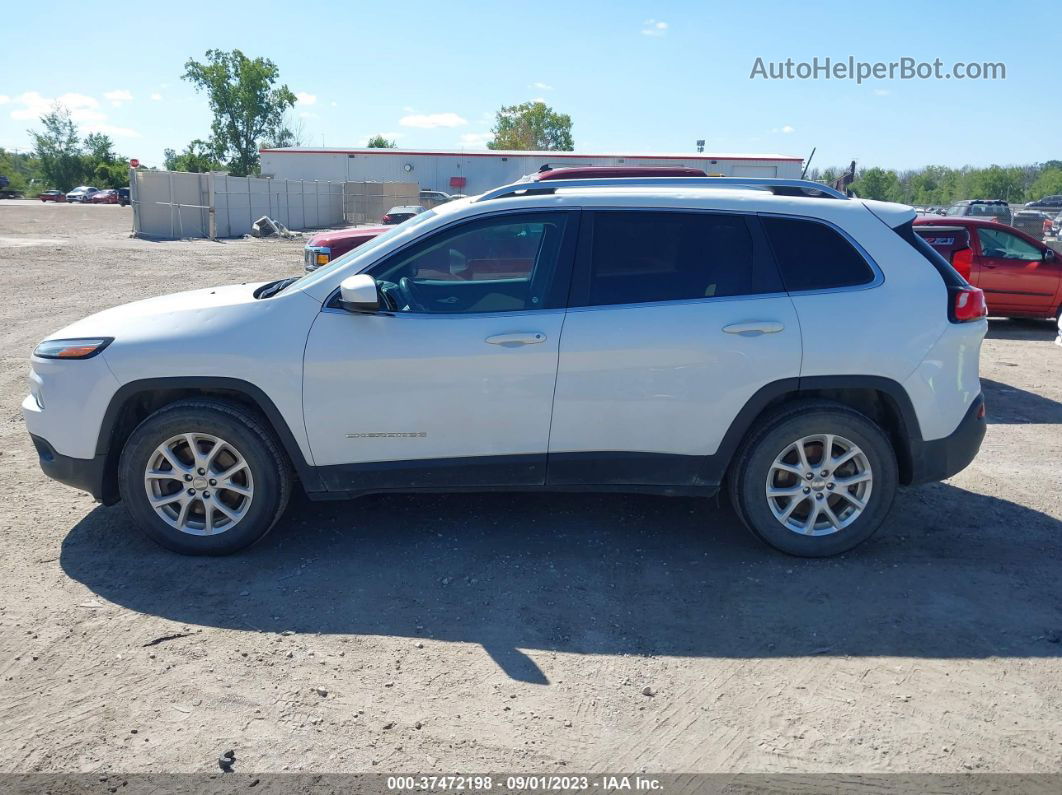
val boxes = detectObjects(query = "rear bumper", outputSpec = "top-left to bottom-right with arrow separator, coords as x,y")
30,434 -> 117,504
907,393 -> 986,485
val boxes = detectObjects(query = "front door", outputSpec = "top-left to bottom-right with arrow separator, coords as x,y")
547,210 -> 802,487
302,210 -> 578,492
974,226 -> 1059,315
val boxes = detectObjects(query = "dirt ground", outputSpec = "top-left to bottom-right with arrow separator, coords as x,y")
0,200 -> 1059,775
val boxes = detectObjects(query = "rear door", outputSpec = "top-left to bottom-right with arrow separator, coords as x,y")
973,225 -> 1059,315
547,209 -> 801,488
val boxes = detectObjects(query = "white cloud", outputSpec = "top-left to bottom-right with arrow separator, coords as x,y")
150,92 -> 163,101
298,111 -> 318,119
0,95 -> 9,105
10,91 -> 103,121
330,100 -> 338,108
641,19 -> 668,37
402,105 -> 416,113
782,124 -> 795,133
530,81 -> 553,90
84,122 -> 141,138
400,112 -> 467,129
530,97 -> 546,104
295,92 -> 317,105
103,89 -> 132,107
459,132 -> 493,148
873,88 -> 892,96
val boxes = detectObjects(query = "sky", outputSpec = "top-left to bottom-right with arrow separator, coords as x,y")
1,0 -> 1058,171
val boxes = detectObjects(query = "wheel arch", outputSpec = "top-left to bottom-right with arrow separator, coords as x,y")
706,375 -> 922,486
96,377 -> 321,504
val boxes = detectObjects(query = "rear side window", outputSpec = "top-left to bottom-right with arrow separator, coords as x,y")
585,211 -> 775,306
761,217 -> 875,292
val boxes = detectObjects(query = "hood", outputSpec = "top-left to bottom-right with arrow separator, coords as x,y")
48,281 -> 270,341
308,225 -> 388,248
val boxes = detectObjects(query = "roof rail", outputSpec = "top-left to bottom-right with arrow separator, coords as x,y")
475,176 -> 849,203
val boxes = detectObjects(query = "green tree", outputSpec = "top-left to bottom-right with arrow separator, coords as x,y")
1028,168 -> 1062,201
163,139 -> 223,173
487,101 -> 574,151
851,167 -> 901,201
962,165 -> 1025,202
366,134 -> 396,148
182,49 -> 296,176
0,148 -> 43,194
28,105 -> 83,190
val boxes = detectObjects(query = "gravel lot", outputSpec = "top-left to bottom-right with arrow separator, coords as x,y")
0,201 -> 1060,775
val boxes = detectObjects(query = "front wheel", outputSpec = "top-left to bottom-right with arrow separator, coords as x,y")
728,402 -> 898,557
118,399 -> 292,555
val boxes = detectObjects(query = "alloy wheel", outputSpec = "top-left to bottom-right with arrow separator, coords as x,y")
142,433 -> 254,536
765,433 -> 873,537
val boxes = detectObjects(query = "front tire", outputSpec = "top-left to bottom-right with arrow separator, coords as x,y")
728,401 -> 898,557
118,399 -> 292,555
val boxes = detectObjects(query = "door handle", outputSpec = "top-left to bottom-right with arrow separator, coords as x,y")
485,332 -> 547,346
722,321 -> 785,336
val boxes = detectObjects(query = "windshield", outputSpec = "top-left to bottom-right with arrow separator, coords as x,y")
286,208 -> 439,294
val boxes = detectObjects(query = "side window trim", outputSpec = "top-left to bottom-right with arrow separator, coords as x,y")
567,208 -> 786,310
757,211 -> 884,295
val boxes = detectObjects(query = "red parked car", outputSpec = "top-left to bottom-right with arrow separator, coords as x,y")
914,216 -> 1062,320
303,225 -> 389,272
89,189 -> 119,204
39,190 -> 66,203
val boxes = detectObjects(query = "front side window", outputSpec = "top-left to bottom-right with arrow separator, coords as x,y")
762,216 -> 875,292
369,212 -> 572,313
585,211 -> 768,306
977,227 -> 1042,260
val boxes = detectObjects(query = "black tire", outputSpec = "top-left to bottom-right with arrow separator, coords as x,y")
118,399 -> 292,555
727,400 -> 898,557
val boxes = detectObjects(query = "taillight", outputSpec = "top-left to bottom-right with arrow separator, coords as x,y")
951,248 -> 973,281
950,286 -> 987,323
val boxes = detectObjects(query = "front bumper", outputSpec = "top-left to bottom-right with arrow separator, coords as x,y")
907,393 -> 986,485
29,434 -> 116,504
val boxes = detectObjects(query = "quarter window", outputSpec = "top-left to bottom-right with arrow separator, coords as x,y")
762,217 -> 875,292
586,211 -> 768,306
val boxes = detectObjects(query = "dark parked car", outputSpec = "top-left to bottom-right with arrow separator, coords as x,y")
39,190 -> 66,203
382,205 -> 427,225
944,199 -> 1013,226
1026,194 -> 1062,211
1011,208 -> 1053,240
117,187 -> 130,207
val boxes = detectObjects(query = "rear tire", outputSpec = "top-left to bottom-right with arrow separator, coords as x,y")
118,399 -> 292,555
727,401 -> 898,557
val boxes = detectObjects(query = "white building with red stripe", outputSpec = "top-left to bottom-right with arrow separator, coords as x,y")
259,147 -> 803,196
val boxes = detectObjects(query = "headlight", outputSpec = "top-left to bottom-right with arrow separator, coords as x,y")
33,337 -> 113,359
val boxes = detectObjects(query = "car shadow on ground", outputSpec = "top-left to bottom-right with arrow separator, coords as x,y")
60,483 -> 1062,682
985,317 -> 1057,342
982,378 -> 1062,424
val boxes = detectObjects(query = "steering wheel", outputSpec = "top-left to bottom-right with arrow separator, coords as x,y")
398,276 -> 427,312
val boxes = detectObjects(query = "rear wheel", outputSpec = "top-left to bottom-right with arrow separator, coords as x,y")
728,402 -> 898,557
118,399 -> 292,555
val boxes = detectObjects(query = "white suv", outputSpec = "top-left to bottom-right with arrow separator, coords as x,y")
23,177 -> 988,557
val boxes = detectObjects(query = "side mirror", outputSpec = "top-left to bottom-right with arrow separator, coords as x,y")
338,274 -> 380,313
